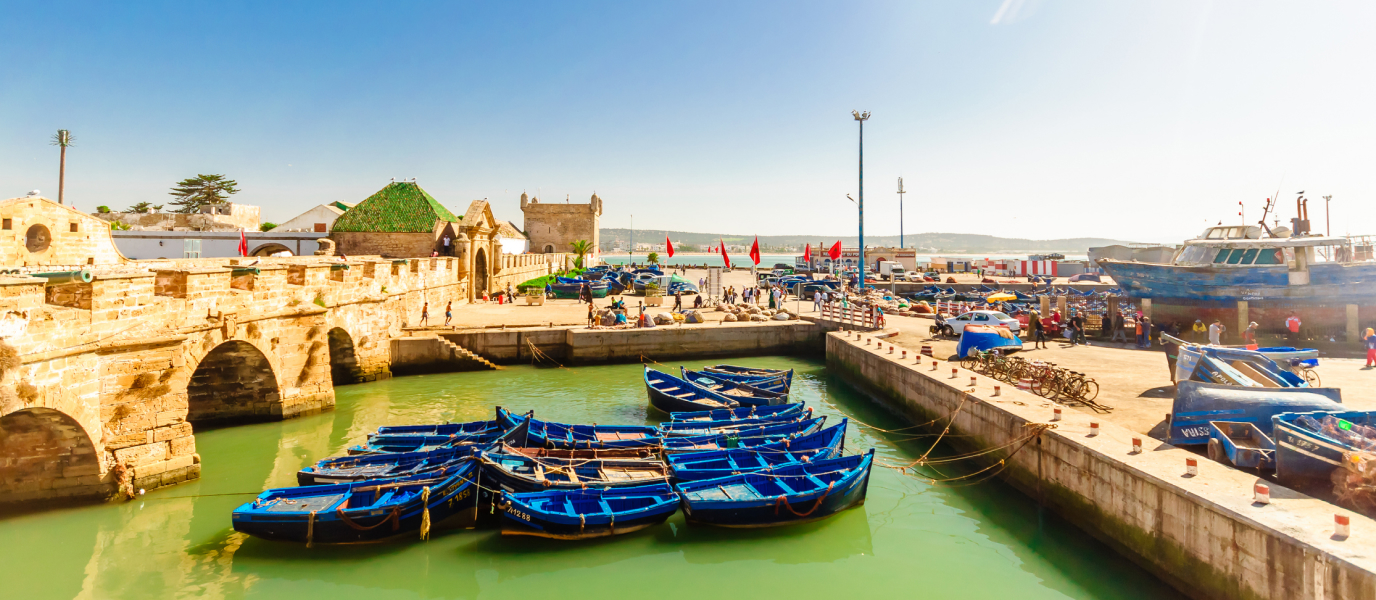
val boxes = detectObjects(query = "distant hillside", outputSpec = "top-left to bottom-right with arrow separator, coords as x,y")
600,229 -> 1136,254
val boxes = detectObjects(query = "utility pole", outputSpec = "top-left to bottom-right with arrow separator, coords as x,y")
629,214 -> 633,265
897,177 -> 906,249
1324,195 -> 1332,236
51,130 -> 74,205
853,110 -> 870,290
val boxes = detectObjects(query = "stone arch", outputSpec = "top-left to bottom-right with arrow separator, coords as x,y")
186,340 -> 281,425
543,244 -> 554,254
474,247 -> 489,294
0,407 -> 105,504
326,327 -> 362,385
250,243 -> 293,257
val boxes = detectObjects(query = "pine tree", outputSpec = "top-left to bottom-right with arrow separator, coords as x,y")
168,174 -> 240,213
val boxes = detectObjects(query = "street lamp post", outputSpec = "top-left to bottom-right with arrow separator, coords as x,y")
897,177 -> 906,249
852,110 -> 870,290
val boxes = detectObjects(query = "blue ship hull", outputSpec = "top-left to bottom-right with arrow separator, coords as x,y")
1271,411 -> 1376,483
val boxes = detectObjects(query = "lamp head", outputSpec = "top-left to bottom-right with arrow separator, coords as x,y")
851,110 -> 870,121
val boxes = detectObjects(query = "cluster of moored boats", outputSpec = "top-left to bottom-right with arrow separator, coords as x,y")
231,364 -> 874,544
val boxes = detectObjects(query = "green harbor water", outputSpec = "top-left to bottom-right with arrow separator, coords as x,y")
0,357 -> 1183,600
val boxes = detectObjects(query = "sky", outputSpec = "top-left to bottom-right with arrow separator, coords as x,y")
3,1 -> 1374,243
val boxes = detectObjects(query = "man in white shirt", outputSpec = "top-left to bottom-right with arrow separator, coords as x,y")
1208,319 -> 1224,345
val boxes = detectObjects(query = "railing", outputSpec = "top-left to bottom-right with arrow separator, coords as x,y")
819,302 -> 882,330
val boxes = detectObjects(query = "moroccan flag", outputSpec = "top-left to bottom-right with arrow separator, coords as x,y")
828,240 -> 842,261
749,236 -> 761,265
804,243 -> 812,263
238,229 -> 248,257
719,238 -> 732,269
666,236 -> 674,258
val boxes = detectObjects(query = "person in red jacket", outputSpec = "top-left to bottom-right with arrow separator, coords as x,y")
1285,311 -> 1302,344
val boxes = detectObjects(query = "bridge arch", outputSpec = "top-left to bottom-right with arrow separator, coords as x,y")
0,407 -> 105,504
327,327 -> 362,385
186,340 -> 281,424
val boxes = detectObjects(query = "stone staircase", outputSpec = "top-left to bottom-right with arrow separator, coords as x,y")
436,337 -> 502,370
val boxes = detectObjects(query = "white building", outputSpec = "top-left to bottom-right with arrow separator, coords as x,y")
270,202 -> 354,233
495,220 -> 529,255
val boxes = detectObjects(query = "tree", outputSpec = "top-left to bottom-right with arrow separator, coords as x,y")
260,222 -> 277,232
109,221 -> 131,231
51,130 -> 74,205
127,202 -> 153,213
168,174 -> 240,213
96,205 -> 110,214
569,239 -> 593,269
647,252 -> 660,264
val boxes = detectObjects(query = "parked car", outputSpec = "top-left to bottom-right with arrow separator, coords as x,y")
938,310 -> 1021,337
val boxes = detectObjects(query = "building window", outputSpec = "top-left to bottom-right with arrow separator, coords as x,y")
69,223 -> 79,233
1,218 -> 10,230
314,223 -> 327,232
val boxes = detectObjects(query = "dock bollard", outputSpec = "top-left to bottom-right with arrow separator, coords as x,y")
1254,484 -> 1270,505
1335,515 -> 1351,539
1185,458 -> 1198,476
931,361 -> 938,372
969,376 -> 977,387
1052,408 -> 1062,421
902,350 -> 907,359
993,385 -> 1001,397
888,345 -> 894,354
950,368 -> 958,379
1089,422 -> 1099,437
1131,438 -> 1142,454
866,338 -> 871,345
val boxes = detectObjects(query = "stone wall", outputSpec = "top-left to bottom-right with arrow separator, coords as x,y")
521,193 -> 601,263
330,231 -> 437,258
437,321 -> 823,366
0,196 -> 127,267
827,333 -> 1376,600
91,203 -> 259,232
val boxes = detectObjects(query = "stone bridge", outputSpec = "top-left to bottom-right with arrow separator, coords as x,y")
0,194 -> 566,508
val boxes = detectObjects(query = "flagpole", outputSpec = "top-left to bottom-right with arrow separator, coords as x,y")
853,110 -> 870,291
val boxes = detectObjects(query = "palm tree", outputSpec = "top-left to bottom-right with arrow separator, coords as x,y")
647,252 -> 660,264
569,239 -> 593,269
51,130 -> 74,205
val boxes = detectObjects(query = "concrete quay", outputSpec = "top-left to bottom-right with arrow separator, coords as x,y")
827,331 -> 1376,600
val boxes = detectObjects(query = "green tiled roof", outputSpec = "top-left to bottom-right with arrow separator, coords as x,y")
331,182 -> 459,233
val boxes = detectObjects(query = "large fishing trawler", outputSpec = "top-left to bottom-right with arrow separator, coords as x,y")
1099,202 -> 1376,338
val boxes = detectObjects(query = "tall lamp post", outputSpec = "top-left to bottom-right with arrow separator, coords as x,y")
897,177 -> 906,249
852,110 -> 870,289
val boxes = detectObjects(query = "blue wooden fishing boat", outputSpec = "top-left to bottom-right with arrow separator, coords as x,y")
679,368 -> 788,405
232,460 -> 479,544
669,402 -> 805,422
498,483 -> 679,540
497,407 -> 661,450
645,368 -> 739,414
1174,344 -> 1310,387
347,430 -> 506,455
683,368 -> 791,395
297,445 -> 477,486
475,449 -> 671,493
955,324 -> 1022,358
656,410 -> 809,437
663,416 -> 826,453
372,417 -> 505,438
668,419 -> 848,481
1271,410 -> 1376,483
1166,380 -> 1343,445
675,450 -> 874,527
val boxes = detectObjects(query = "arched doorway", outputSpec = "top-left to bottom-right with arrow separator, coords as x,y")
0,408 -> 105,504
250,243 -> 293,257
327,328 -> 362,385
474,248 -> 488,295
187,341 -> 281,425
543,244 -> 554,254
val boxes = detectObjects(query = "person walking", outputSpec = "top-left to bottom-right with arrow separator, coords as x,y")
673,291 -> 683,311
1243,321 -> 1259,348
1030,309 -> 1046,349
420,302 -> 429,326
444,301 -> 453,326
1208,319 -> 1223,345
587,302 -> 595,327
506,283 -> 514,302
1070,312 -> 1087,346
1191,319 -> 1207,343
1285,311 -> 1302,344
813,290 -> 823,313
1111,311 -> 1129,343
1134,315 -> 1145,348
1364,328 -> 1376,368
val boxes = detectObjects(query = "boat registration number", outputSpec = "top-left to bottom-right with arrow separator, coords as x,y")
1178,426 -> 1210,440
508,508 -> 532,521
1240,288 -> 1264,301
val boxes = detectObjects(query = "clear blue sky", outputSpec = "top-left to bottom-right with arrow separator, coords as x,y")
3,1 -> 1373,243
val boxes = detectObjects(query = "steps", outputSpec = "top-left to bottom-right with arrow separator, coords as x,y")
435,337 -> 502,370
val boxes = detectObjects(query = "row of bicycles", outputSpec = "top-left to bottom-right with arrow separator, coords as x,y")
960,349 -> 1112,413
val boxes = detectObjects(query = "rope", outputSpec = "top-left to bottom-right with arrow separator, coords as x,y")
907,396 -> 968,468
419,487 -> 432,541
774,481 -> 835,517
306,511 -> 316,548
336,505 -> 401,532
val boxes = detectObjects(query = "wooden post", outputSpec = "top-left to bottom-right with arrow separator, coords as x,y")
1348,304 -> 1360,342
1039,296 -> 1050,317
1237,300 -> 1249,338
1056,295 -> 1067,317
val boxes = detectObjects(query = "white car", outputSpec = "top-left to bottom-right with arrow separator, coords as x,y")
941,310 -> 1020,337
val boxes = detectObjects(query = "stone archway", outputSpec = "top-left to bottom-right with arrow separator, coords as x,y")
474,248 -> 489,294
250,243 -> 293,257
186,341 -> 281,425
327,328 -> 362,385
543,244 -> 554,254
0,407 -> 106,505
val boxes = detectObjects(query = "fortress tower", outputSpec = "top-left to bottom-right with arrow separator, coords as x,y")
521,192 -> 602,262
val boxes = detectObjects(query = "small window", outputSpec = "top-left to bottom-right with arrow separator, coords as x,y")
69,223 -> 79,233
1254,248 -> 1283,265
1239,249 -> 1259,264
314,223 -> 327,232
2,218 -> 11,230
1213,249 -> 1231,263
1225,249 -> 1247,264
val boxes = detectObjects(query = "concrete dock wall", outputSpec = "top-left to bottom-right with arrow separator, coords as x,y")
827,332 -> 1376,600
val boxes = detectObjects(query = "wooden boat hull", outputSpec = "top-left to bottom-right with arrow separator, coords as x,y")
668,419 -> 847,482
232,463 -> 479,544
657,411 -> 808,437
498,407 -> 661,450
676,451 -> 874,528
499,485 -> 679,540
662,416 -> 827,453
475,451 -> 672,494
645,368 -> 738,414
297,446 -> 475,486
1168,380 -> 1343,445
1271,410 -> 1376,483
669,402 -> 804,422
679,368 -> 788,405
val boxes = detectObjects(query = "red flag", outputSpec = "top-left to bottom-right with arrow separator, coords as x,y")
719,238 -> 732,269
238,229 -> 248,257
804,243 -> 812,263
828,240 -> 842,261
666,236 -> 674,258
749,236 -> 761,265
